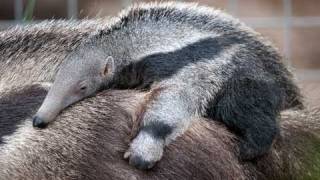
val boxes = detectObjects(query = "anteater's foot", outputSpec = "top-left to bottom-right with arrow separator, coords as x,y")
124,132 -> 164,170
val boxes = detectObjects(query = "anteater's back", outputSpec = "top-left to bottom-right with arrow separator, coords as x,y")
103,2 -> 303,110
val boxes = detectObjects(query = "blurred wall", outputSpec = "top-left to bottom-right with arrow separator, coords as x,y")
0,0 -> 319,81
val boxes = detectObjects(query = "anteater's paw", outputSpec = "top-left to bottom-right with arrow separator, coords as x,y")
124,132 -> 164,170
124,152 -> 157,170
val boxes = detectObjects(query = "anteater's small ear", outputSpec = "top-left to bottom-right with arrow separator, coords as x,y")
101,56 -> 115,77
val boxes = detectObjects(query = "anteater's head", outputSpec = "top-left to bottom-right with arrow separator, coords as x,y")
33,48 -> 115,128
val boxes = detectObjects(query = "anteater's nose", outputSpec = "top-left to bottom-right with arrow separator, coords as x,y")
32,116 -> 48,128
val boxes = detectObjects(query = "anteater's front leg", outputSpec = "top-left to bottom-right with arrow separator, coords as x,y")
124,85 -> 198,170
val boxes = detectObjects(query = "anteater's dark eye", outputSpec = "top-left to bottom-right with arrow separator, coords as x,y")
80,86 -> 87,91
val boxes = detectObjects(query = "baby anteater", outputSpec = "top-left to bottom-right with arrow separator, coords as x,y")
33,2 -> 303,169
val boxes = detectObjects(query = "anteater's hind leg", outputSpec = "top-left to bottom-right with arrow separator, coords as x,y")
209,75 -> 281,160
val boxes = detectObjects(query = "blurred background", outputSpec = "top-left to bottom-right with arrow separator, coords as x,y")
0,0 -> 319,105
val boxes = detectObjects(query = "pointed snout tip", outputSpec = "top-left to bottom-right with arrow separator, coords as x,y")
32,116 -> 48,128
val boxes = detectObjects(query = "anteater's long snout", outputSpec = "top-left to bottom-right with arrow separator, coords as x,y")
32,116 -> 48,128
32,107 -> 60,128
32,94 -> 65,128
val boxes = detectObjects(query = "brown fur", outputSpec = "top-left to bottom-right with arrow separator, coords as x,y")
0,85 -> 319,180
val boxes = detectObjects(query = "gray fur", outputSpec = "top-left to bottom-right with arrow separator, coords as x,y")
0,19 -> 112,91
0,18 -> 317,179
32,2 -> 303,169
0,85 -> 319,180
